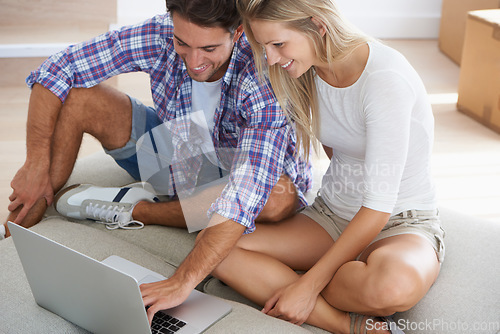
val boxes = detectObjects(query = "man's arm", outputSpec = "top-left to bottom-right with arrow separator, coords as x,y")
140,216 -> 246,325
8,17 -> 169,228
8,83 -> 62,224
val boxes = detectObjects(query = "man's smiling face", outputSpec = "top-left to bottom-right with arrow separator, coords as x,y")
172,12 -> 242,82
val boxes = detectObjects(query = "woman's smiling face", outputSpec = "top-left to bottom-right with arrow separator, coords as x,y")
249,19 -> 318,79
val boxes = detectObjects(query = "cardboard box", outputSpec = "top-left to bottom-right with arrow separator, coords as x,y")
439,0 -> 500,65
457,10 -> 500,134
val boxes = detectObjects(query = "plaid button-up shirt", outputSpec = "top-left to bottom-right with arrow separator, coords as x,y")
26,14 -> 312,232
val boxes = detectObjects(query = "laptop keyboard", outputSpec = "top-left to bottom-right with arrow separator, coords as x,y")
151,311 -> 187,334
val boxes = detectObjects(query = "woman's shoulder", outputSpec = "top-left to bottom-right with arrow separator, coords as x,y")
363,41 -> 420,87
366,41 -> 412,72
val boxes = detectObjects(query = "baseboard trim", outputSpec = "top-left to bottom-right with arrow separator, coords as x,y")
0,44 -> 72,58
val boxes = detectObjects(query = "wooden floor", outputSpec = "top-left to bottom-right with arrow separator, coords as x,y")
1,39 -> 499,224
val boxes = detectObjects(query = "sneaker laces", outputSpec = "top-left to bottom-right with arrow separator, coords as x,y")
85,202 -> 144,230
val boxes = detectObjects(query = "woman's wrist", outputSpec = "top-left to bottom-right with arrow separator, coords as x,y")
300,269 -> 331,296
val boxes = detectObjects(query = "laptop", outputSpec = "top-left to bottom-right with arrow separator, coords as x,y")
8,222 -> 232,334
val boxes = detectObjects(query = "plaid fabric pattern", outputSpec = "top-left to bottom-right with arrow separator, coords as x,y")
26,14 -> 312,232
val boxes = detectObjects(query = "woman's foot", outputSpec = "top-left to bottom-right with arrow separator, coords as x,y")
349,313 -> 404,334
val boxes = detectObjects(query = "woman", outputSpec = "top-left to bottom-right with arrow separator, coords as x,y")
212,0 -> 445,333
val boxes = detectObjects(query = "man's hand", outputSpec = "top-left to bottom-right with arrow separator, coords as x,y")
140,276 -> 193,326
8,162 -> 53,225
140,217 -> 246,325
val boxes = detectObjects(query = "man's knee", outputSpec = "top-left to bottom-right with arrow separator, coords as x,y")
63,85 -> 102,114
257,175 -> 298,223
63,84 -> 132,149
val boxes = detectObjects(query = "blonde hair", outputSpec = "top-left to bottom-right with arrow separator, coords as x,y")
236,0 -> 371,156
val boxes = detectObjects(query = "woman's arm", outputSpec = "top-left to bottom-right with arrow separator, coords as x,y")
301,207 -> 390,292
264,59 -> 419,325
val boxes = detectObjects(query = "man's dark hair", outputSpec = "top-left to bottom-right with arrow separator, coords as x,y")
166,0 -> 241,33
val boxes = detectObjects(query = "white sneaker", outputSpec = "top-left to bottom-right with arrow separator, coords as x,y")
54,182 -> 159,230
0,224 -> 6,240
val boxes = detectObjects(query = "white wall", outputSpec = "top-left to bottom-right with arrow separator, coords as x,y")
116,0 -> 165,25
117,0 -> 443,39
336,0 -> 443,39
0,0 -> 444,58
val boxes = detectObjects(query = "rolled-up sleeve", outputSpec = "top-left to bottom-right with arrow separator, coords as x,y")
210,124 -> 291,233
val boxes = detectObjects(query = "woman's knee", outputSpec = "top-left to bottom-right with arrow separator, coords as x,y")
362,263 -> 425,315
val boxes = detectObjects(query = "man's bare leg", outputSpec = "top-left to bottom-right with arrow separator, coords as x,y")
131,174 -> 299,228
4,84 -> 134,237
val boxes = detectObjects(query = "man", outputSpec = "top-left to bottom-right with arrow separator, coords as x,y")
1,0 -> 311,323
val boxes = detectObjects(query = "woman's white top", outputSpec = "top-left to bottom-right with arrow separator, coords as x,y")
316,41 -> 436,221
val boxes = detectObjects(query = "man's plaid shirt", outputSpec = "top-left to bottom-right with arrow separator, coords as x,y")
26,14 -> 312,232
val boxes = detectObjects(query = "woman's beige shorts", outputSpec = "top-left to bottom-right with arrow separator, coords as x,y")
300,195 -> 446,263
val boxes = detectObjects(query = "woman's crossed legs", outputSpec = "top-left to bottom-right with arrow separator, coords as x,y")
212,213 -> 440,334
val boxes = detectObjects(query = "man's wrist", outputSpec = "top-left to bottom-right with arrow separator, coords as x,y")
24,152 -> 51,170
169,270 -> 198,292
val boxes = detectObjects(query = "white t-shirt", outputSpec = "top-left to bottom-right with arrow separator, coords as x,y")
317,41 -> 436,221
191,78 -> 223,166
191,78 -> 222,132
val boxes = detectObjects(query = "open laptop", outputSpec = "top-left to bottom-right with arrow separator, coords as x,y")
8,222 -> 232,334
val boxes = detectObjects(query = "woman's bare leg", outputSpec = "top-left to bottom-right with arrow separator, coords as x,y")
322,233 -> 440,315
213,214 -> 439,333
213,214 -> 353,333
